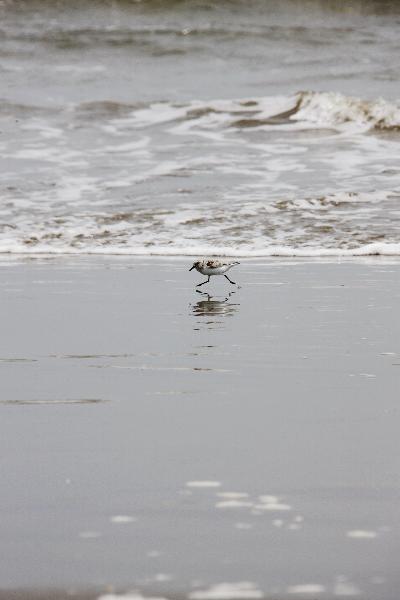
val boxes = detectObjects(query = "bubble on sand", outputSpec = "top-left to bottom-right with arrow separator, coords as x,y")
258,495 -> 279,503
234,522 -> 253,530
154,574 -> 173,582
255,495 -> 292,511
347,530 -> 377,539
189,582 -> 263,600
253,502 -> 292,511
287,523 -> 302,531
79,531 -> 102,539
272,519 -> 284,528
294,515 -> 304,523
186,481 -> 222,488
216,500 -> 253,509
217,492 -> 249,499
334,576 -> 361,596
287,584 -> 326,594
110,515 -> 137,524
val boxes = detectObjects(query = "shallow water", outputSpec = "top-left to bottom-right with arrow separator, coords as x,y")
0,257 -> 400,598
0,0 -> 400,256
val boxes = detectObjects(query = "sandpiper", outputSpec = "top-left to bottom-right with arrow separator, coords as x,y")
189,258 -> 240,286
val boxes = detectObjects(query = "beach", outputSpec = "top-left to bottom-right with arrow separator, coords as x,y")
1,256 -> 399,599
1,0 -> 400,596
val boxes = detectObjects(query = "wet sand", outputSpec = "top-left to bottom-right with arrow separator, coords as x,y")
0,256 -> 399,599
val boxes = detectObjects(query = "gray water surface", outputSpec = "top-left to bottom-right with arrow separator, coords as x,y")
0,257 -> 399,598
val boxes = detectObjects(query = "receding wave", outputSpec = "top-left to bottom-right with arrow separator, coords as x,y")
1,190 -> 399,257
1,91 -> 400,258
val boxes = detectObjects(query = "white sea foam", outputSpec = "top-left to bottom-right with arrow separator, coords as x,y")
1,188 -> 399,257
2,90 -> 400,258
295,91 -> 400,131
2,241 -> 400,257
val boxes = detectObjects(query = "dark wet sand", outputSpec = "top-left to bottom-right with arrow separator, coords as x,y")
0,256 -> 399,599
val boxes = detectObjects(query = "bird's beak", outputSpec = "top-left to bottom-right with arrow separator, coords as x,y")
189,265 -> 195,271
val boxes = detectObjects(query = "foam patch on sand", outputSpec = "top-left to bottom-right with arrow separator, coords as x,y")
110,515 -> 137,524
186,480 -> 222,488
287,584 -> 326,594
217,492 -> 250,499
216,500 -> 254,509
189,485 -> 303,530
189,582 -> 263,600
334,576 -> 361,596
215,493 -> 293,515
346,530 -> 377,539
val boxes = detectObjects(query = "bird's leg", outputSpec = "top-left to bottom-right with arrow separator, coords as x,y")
196,276 -> 210,287
224,274 -> 236,285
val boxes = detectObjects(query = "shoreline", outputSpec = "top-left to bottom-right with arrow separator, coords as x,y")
1,244 -> 400,259
2,253 -> 400,264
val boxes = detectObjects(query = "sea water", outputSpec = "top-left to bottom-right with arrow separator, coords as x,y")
0,0 -> 400,257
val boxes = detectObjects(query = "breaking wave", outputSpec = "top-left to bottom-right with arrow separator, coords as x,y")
70,91 -> 400,132
3,90 -> 400,131
295,91 -> 400,131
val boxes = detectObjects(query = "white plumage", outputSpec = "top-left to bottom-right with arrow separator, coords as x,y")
189,258 -> 240,286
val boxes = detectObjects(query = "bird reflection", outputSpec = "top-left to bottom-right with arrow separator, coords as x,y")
191,290 -> 239,328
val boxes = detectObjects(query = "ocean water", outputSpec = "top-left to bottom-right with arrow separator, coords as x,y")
1,0 -> 400,256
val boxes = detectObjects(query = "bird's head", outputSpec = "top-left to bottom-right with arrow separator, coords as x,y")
189,261 -> 201,271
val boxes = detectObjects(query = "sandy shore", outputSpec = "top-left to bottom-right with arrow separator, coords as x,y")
0,256 -> 399,599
